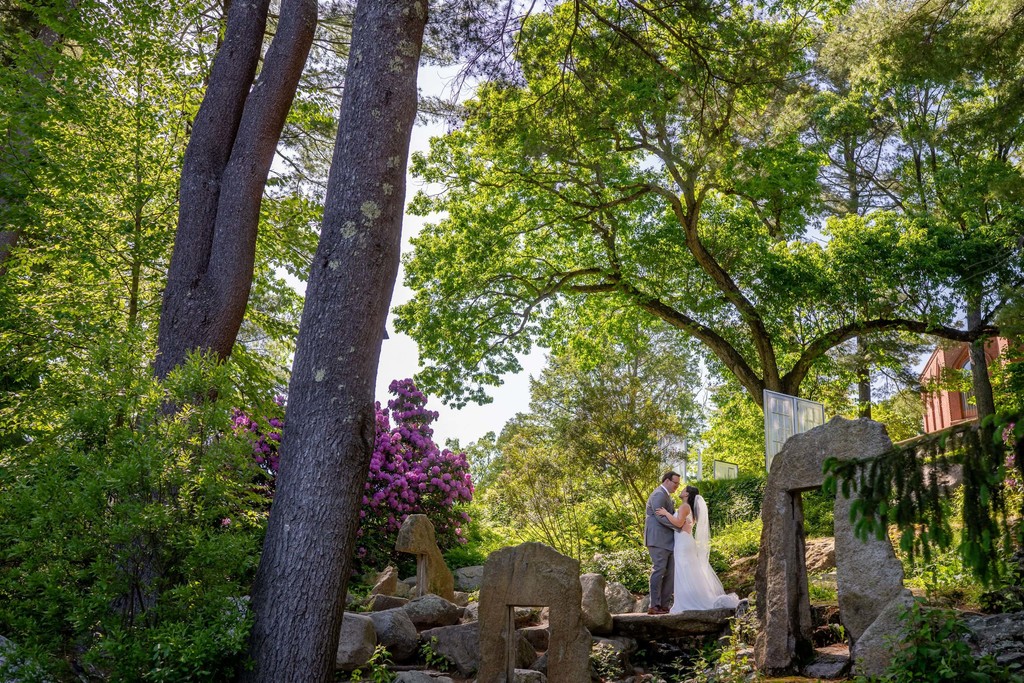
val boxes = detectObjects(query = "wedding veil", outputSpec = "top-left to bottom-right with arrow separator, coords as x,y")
693,494 -> 711,566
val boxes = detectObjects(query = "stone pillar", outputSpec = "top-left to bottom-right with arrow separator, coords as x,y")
478,542 -> 590,683
395,514 -> 455,602
754,417 -> 907,676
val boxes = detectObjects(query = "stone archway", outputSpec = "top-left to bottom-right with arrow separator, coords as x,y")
754,417 -> 915,676
478,542 -> 591,683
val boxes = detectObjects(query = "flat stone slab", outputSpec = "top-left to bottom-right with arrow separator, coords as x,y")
611,608 -> 734,639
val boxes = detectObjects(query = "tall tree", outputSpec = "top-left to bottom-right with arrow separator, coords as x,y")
243,0 -> 427,678
395,0 -> 988,412
153,0 -> 317,379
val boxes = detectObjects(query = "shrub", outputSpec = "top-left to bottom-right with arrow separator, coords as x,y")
697,475 -> 766,532
0,349 -> 270,680
583,547 -> 651,593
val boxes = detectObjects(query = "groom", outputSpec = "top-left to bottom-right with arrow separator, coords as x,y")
645,470 -> 680,615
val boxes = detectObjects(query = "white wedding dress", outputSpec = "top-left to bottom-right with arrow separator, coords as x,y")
669,495 -> 740,613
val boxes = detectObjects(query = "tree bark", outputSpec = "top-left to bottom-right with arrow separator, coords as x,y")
154,0 -> 317,379
966,293 -> 997,420
857,335 -> 871,418
242,0 -> 427,680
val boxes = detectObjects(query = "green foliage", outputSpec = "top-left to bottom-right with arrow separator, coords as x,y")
687,613 -> 761,683
419,637 -> 451,672
0,349 -> 270,680
801,487 -> 837,538
700,391 -> 767,477
855,602 -> 1023,683
824,415 -> 1022,585
347,645 -> 395,683
808,575 -> 839,604
583,548 -> 651,594
712,519 -> 763,565
590,641 -> 628,682
696,475 -> 766,533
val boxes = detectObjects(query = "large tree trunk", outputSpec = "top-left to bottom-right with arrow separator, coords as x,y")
857,335 -> 872,418
242,0 -> 426,679
966,293 -> 997,420
153,0 -> 317,379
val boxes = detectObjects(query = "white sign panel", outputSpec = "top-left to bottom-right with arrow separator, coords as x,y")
764,390 -> 825,471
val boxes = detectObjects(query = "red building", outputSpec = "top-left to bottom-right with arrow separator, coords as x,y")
920,337 -> 1010,433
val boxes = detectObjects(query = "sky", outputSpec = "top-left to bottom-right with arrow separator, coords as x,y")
371,65 -> 544,450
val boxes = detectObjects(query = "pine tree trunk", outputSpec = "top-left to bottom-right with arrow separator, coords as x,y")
242,0 -> 427,679
857,335 -> 871,419
153,0 -> 316,379
966,294 -> 996,420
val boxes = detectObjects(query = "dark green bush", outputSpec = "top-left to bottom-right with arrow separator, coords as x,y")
697,475 -> 766,532
0,348 -> 271,681
583,547 -> 651,593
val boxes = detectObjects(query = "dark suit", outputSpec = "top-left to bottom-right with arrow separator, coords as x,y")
645,484 -> 677,610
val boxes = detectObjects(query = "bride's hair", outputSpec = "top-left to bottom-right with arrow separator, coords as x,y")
685,485 -> 700,521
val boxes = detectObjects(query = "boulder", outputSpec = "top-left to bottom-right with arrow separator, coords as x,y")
805,538 -> 836,574
453,565 -> 484,592
452,591 -> 470,607
851,591 -> 915,677
368,608 -> 419,662
591,635 -> 638,675
519,624 -> 550,651
403,593 -> 461,629
365,594 -> 409,612
370,565 -> 399,596
580,573 -> 614,635
395,514 -> 456,601
461,602 -> 479,622
419,621 -> 535,677
604,582 -> 637,615
963,610 -> 1024,671
512,669 -> 547,683
394,580 -> 412,598
611,609 -> 735,639
513,606 -> 543,628
394,672 -> 454,683
635,594 -> 650,614
335,612 -> 377,671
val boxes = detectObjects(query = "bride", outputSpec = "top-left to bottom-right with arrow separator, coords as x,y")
656,485 -> 740,612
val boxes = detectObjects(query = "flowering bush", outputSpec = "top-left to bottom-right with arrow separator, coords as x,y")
358,379 -> 474,570
232,379 -> 473,571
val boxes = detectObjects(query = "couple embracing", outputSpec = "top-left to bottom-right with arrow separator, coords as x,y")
644,471 -> 739,615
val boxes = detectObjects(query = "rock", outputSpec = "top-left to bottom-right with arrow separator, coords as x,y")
461,602 -> 479,622
365,594 -> 409,612
452,590 -> 470,607
604,582 -> 637,615
368,608 -> 419,663
394,580 -> 412,598
512,669 -> 547,682
610,609 -> 735,640
591,635 -> 638,676
801,644 -> 851,679
370,565 -> 399,596
403,593 -> 462,629
394,672 -> 454,683
514,606 -> 542,628
335,612 -> 377,671
851,591 -> 915,677
805,538 -> 836,574
419,622 -> 535,677
962,610 -> 1024,671
635,594 -> 650,614
453,565 -> 484,592
395,514 -> 456,602
519,624 -> 550,651
479,542 -> 591,683
580,573 -> 614,635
